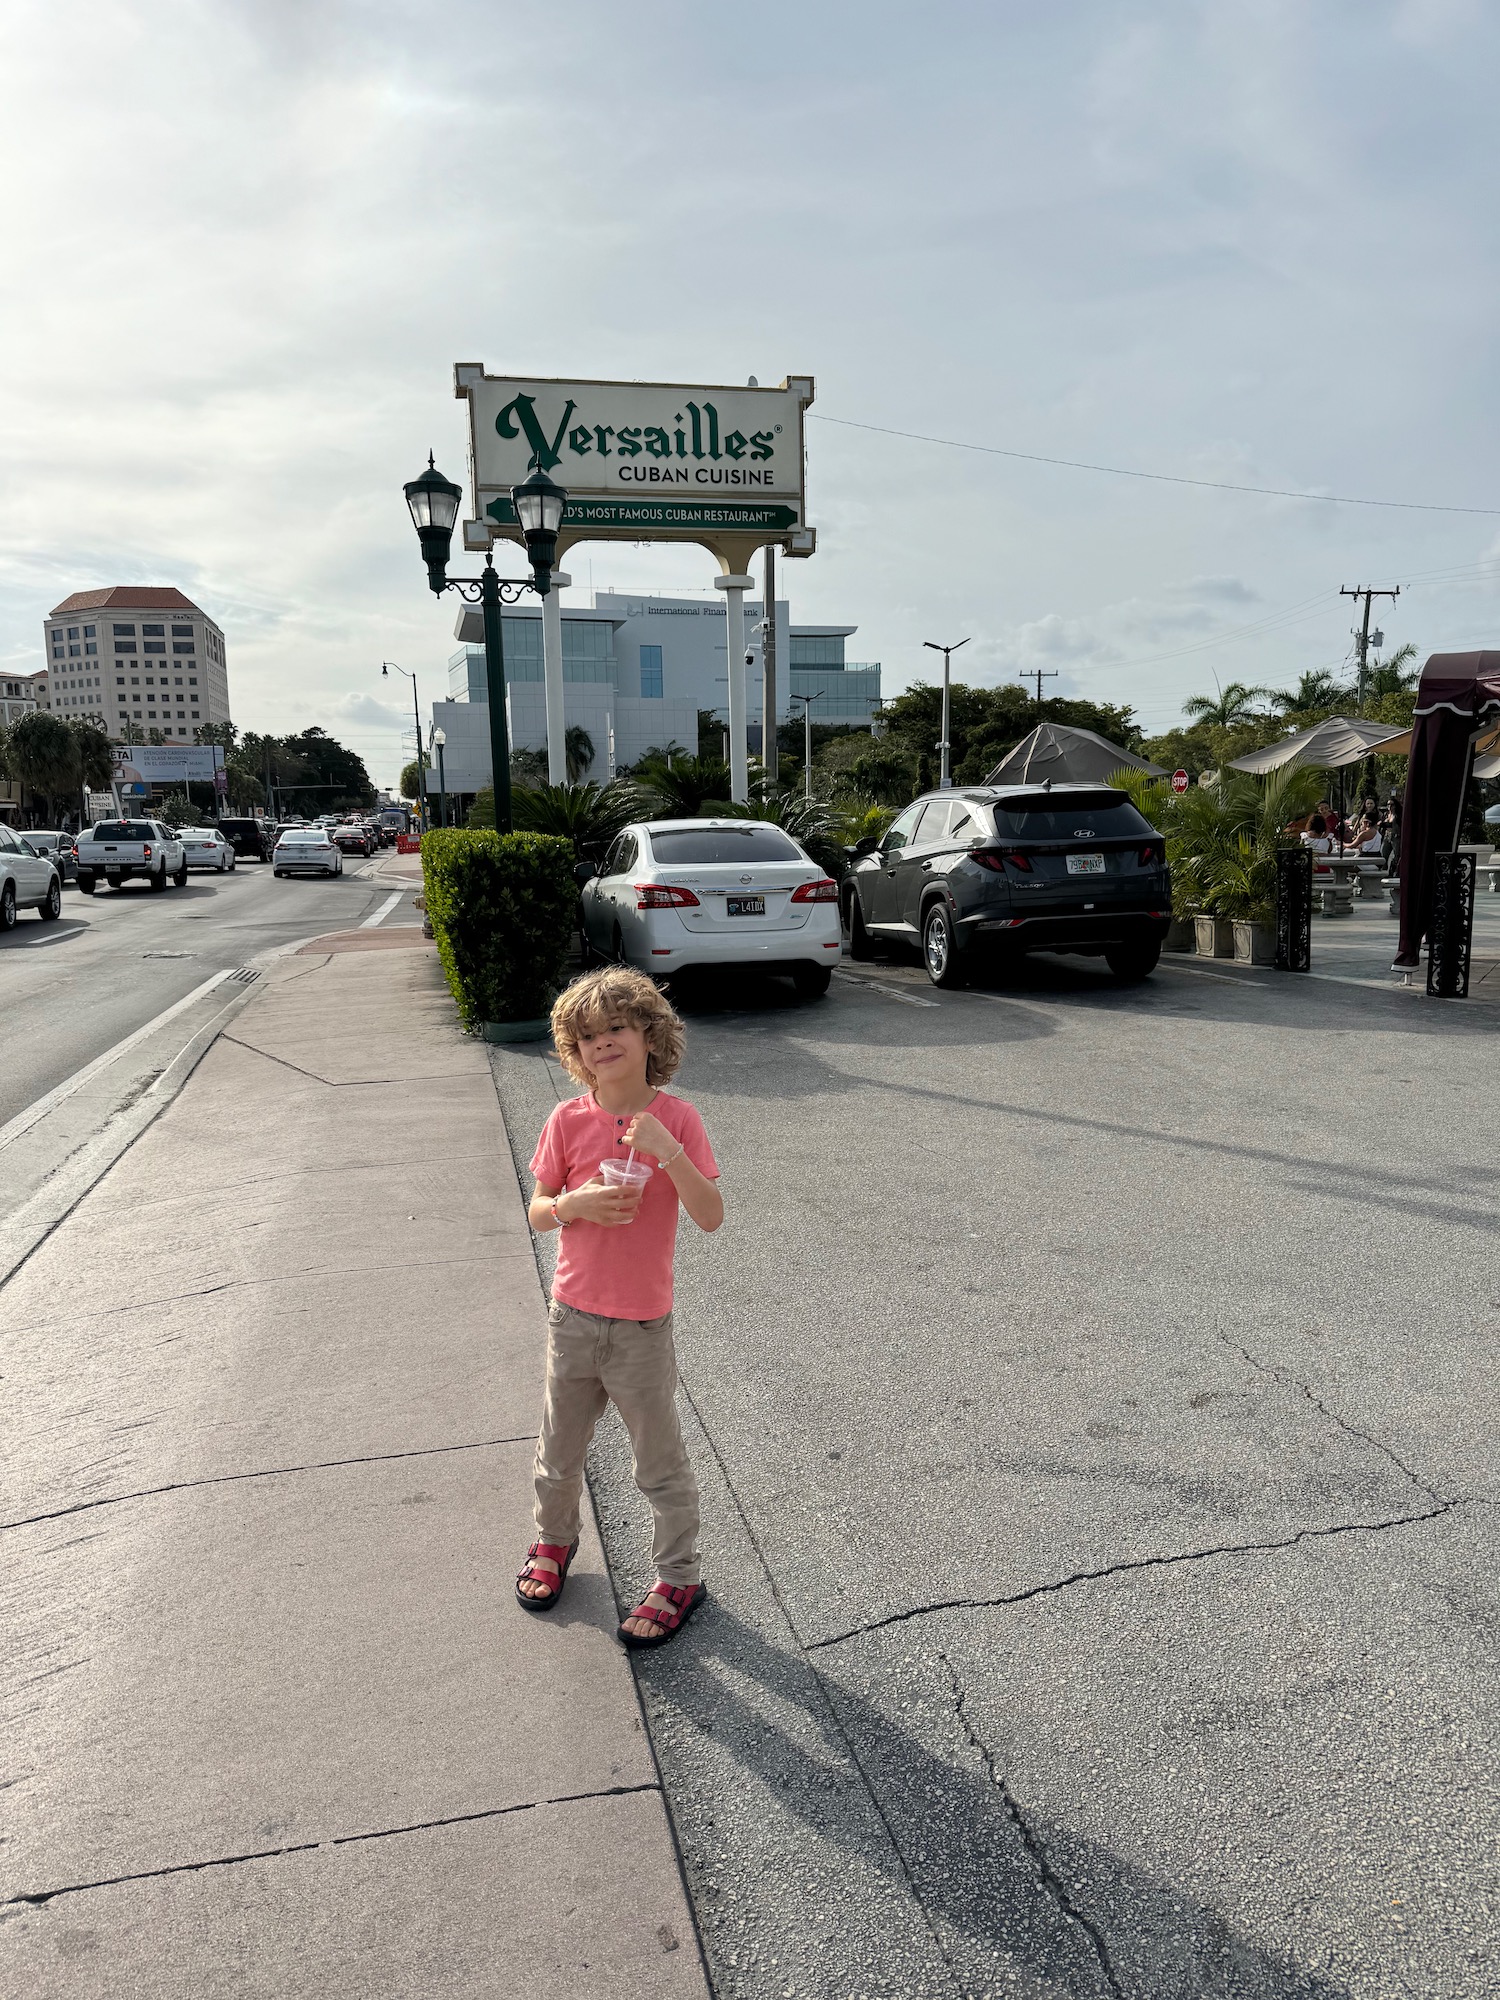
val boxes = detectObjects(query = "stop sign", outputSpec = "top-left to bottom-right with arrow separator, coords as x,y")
1171,768 -> 1190,795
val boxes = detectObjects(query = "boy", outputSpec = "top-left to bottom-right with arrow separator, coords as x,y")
517,966 -> 723,1648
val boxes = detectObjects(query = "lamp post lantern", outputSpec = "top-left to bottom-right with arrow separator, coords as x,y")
923,637 -> 970,789
402,452 -> 567,835
432,725 -> 447,828
382,661 -> 426,833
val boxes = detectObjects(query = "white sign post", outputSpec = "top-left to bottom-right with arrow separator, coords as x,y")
455,369 -> 814,801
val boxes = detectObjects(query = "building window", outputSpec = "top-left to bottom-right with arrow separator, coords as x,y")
131,676 -> 139,685
639,644 -> 664,698
83,625 -> 95,638
115,643 -> 136,655
171,625 -> 192,638
144,642 -> 165,655
173,643 -> 194,654
68,644 -> 80,657
113,624 -> 135,636
143,623 -> 164,636
789,635 -> 846,668
85,642 -> 96,655
188,676 -> 198,686
67,626 -> 79,639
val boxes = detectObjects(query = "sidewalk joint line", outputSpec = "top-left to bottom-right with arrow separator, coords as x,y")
218,1035 -> 471,1089
0,1436 -> 537,1531
4,1784 -> 662,1908
809,1498 -> 1464,1651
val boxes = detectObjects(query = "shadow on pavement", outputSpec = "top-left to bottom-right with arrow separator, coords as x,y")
642,1599 -> 1354,1999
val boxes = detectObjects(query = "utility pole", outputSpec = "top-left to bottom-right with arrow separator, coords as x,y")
1018,667 -> 1058,714
1341,585 -> 1399,714
761,543 -> 778,787
923,638 -> 970,788
790,692 -> 823,799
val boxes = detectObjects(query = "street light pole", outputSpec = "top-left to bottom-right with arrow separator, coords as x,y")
923,638 -> 970,790
432,726 -> 448,828
790,691 -> 823,800
382,661 -> 426,832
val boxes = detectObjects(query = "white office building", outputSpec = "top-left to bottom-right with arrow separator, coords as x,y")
432,589 -> 880,793
1,669 -> 47,729
42,588 -> 232,743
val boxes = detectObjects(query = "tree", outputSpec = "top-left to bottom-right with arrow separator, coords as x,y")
400,759 -> 422,801
195,720 -> 240,751
1365,643 -> 1420,701
5,711 -> 79,820
634,752 -> 732,816
1269,669 -> 1354,715
564,726 -> 595,783
1181,681 -> 1275,729
67,719 -> 115,794
158,789 -> 206,826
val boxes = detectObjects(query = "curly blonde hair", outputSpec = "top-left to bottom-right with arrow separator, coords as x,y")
550,967 -> 686,1088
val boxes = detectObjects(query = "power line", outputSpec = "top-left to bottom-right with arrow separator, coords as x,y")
811,413 -> 1500,517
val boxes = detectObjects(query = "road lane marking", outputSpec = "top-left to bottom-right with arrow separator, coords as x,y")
0,969 -> 233,1153
361,892 -> 403,929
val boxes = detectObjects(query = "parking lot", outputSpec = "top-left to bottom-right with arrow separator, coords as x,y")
493,941 -> 1498,1999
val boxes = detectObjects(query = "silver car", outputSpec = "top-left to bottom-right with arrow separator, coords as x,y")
180,826 -> 236,872
0,823 -> 63,928
273,829 -> 343,878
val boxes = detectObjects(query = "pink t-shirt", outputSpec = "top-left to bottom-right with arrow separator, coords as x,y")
530,1090 -> 719,1320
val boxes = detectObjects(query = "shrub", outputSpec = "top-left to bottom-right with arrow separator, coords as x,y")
421,828 -> 576,1028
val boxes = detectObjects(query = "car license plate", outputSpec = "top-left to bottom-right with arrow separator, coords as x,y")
1066,853 -> 1106,875
725,895 -> 765,916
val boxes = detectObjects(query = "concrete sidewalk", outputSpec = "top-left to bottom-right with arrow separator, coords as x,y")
1,938 -> 708,1998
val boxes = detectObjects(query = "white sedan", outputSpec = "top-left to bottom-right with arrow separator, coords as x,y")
180,826 -> 236,872
273,829 -> 343,878
579,818 -> 843,996
0,823 -> 63,928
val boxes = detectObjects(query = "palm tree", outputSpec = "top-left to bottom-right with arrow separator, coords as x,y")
509,778 -> 649,860
1365,642 -> 1419,700
635,753 -> 733,817
1181,681 -> 1275,729
1269,668 -> 1355,715
718,788 -> 846,878
564,726 -> 595,783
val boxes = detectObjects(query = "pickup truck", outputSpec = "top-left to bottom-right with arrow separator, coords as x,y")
74,818 -> 188,895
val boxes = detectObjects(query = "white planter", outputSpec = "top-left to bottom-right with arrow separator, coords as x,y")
1233,920 -> 1275,966
1194,915 -> 1234,959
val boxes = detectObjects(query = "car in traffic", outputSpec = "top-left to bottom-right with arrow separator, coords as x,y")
842,784 -> 1171,986
0,823 -> 63,927
273,828 -> 343,877
577,817 -> 843,996
180,826 -> 236,872
21,831 -> 76,883
333,820 -> 375,857
74,819 -> 188,895
217,816 -> 274,862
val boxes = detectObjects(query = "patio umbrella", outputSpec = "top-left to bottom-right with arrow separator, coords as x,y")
1226,716 -> 1407,774
983,723 -> 1165,786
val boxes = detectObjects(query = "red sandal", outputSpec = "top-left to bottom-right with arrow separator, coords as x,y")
616,1580 -> 707,1649
515,1538 -> 579,1613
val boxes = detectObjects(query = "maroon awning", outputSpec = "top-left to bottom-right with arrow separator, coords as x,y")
1396,650 -> 1500,965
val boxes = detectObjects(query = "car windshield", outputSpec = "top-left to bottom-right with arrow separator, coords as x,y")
989,793 -> 1153,841
647,826 -> 803,865
92,822 -> 156,840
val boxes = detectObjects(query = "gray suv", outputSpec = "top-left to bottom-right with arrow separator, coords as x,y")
844,784 -> 1171,986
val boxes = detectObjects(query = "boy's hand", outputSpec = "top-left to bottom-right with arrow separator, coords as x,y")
622,1111 -> 678,1162
561,1178 -> 643,1228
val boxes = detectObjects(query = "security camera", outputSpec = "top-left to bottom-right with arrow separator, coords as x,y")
744,649 -> 755,667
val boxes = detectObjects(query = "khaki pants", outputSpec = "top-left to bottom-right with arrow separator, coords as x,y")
533,1299 -> 701,1587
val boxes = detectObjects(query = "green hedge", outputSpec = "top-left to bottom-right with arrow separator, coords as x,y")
421,829 -> 576,1029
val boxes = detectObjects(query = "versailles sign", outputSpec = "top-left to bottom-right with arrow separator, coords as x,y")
454,367 -> 814,558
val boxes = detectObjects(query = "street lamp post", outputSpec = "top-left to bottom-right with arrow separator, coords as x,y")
923,638 -> 970,789
789,691 -> 824,800
432,726 -> 447,828
403,454 -> 566,835
382,661 -> 426,832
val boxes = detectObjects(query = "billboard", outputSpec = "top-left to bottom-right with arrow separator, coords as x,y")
113,745 -> 225,788
456,369 -> 814,554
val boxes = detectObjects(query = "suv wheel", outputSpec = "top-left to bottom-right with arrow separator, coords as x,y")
173,861 -> 189,887
845,891 -> 877,961
792,963 -> 832,999
1105,939 -> 1161,982
1,880 -> 15,930
922,902 -> 966,987
40,876 -> 61,921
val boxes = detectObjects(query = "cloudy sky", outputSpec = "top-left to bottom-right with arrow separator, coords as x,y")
3,0 -> 1498,784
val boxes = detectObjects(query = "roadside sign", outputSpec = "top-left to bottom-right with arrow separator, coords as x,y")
1171,768 -> 1190,794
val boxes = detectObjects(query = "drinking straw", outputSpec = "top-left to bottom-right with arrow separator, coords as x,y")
625,1146 -> 637,1169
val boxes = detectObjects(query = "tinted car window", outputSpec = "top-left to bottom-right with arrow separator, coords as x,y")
990,792 -> 1151,841
0,825 -> 19,852
648,826 -> 801,864
91,821 -> 156,839
881,803 -> 926,854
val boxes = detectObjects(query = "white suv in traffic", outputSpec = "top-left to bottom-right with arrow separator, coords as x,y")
0,823 -> 63,928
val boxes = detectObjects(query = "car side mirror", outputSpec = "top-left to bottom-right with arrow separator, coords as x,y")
574,861 -> 598,886
852,835 -> 879,856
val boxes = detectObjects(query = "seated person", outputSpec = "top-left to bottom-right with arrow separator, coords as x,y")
1356,815 -> 1384,855
1302,813 -> 1333,855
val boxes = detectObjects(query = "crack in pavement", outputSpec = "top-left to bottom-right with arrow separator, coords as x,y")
942,1653 -> 1124,1999
0,1435 -> 536,1531
1217,1330 -> 1449,1506
2,1781 -> 661,1909
220,1033 -> 476,1090
808,1498 -> 1463,1651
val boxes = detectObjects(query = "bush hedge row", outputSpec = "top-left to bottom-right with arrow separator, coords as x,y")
421,828 -> 576,1029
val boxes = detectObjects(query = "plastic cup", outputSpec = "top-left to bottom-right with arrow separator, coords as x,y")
600,1157 -> 653,1194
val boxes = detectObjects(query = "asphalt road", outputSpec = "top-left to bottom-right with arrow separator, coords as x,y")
490,950 -> 1498,2000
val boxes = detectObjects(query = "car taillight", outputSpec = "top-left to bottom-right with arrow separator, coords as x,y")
635,883 -> 700,909
789,878 -> 839,903
1139,843 -> 1164,866
975,849 -> 1032,873
143,843 -> 152,858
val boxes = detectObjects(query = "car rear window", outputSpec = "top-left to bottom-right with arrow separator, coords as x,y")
647,825 -> 803,864
91,821 -> 156,840
280,832 -> 323,843
989,792 -> 1152,841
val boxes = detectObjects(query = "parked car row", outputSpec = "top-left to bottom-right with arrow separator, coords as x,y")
578,784 -> 1171,996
